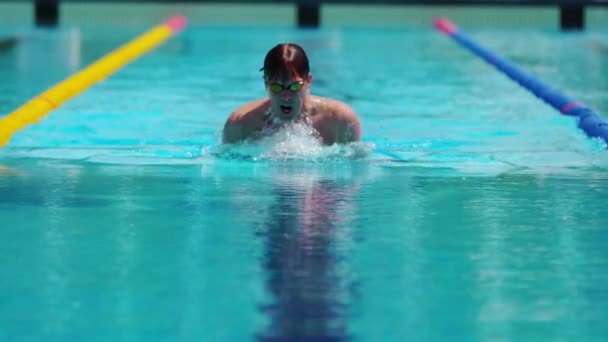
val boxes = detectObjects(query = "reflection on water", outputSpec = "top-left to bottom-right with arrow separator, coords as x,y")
1,159 -> 608,341
0,164 -> 15,176
257,166 -> 360,341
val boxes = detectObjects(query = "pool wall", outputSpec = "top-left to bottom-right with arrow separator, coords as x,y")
1,2 -> 607,28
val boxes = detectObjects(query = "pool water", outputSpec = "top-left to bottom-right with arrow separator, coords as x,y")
1,22 -> 608,341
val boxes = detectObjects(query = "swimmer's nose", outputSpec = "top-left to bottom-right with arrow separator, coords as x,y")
280,90 -> 292,99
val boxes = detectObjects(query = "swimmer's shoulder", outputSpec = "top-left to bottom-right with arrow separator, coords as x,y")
310,95 -> 359,122
309,95 -> 361,143
228,98 -> 271,124
223,98 -> 271,143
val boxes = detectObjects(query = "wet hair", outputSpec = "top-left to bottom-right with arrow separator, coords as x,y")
260,43 -> 310,81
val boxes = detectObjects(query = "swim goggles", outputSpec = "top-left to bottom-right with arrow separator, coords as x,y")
268,81 -> 304,93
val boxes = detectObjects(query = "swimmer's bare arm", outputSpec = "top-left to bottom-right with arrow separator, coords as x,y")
334,106 -> 361,143
321,99 -> 361,144
222,99 -> 269,144
222,115 -> 246,144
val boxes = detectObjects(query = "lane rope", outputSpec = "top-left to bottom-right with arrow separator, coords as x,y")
0,15 -> 187,147
434,17 -> 608,148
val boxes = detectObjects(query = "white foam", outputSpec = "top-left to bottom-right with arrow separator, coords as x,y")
208,121 -> 372,162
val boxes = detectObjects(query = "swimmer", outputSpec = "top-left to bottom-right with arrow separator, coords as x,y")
222,43 -> 361,145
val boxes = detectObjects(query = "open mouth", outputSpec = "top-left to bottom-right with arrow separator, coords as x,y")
279,105 -> 293,115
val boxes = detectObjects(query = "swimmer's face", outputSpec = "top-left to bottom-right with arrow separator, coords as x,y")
265,72 -> 312,121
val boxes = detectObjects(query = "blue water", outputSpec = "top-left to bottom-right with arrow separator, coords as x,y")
1,22 -> 608,341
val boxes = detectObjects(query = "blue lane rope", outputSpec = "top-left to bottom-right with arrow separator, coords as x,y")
434,17 -> 608,148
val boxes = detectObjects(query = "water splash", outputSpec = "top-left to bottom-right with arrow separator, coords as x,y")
206,121 -> 372,162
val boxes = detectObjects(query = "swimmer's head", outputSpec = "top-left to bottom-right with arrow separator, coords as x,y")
261,43 -> 310,81
261,43 -> 313,121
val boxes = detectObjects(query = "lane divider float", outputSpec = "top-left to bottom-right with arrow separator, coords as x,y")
0,15 -> 187,147
434,17 -> 608,148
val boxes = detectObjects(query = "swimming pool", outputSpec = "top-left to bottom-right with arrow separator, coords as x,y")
1,15 -> 608,341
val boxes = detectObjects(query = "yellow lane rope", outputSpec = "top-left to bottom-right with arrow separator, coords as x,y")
0,15 -> 187,147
